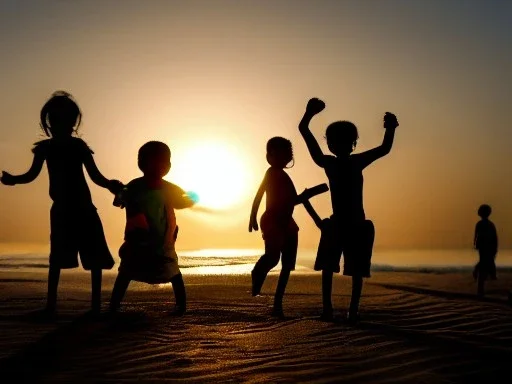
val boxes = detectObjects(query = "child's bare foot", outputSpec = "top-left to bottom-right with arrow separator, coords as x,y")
251,270 -> 264,296
168,305 -> 186,316
346,312 -> 361,325
319,308 -> 334,322
271,306 -> 284,318
91,304 -> 101,315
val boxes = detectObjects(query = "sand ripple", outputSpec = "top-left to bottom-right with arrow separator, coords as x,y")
0,274 -> 511,383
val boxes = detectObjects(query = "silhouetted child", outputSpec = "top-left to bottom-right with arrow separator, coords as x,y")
0,91 -> 121,316
299,98 -> 399,324
249,137 -> 305,317
109,141 -> 195,315
473,204 -> 498,296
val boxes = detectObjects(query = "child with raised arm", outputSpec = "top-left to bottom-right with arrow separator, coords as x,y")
0,91 -> 121,316
473,204 -> 498,297
298,98 -> 399,323
109,141 -> 195,316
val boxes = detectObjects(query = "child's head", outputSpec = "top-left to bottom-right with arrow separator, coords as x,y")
478,204 -> 492,219
40,91 -> 82,138
266,137 -> 293,168
325,121 -> 359,156
138,141 -> 171,179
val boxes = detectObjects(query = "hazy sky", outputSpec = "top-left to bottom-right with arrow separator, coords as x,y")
0,0 -> 511,253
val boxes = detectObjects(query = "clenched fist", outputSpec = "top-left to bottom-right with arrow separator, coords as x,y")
305,98 -> 326,116
0,171 -> 15,186
383,112 -> 399,129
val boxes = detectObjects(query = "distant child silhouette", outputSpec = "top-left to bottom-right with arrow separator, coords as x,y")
0,91 -> 121,316
299,98 -> 399,324
249,137 -> 310,317
473,204 -> 498,297
109,141 -> 195,315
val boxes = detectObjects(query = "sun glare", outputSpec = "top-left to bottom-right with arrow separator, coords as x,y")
169,142 -> 250,210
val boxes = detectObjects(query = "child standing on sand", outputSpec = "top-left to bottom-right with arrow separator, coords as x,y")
298,98 -> 399,324
0,91 -> 121,316
248,137 -> 325,317
109,141 -> 195,315
473,204 -> 498,297
249,137 -> 298,317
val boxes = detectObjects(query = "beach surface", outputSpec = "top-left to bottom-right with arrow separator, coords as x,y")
1,268 -> 511,383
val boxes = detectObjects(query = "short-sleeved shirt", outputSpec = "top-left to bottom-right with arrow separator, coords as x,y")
121,178 -> 192,257
33,137 -> 94,207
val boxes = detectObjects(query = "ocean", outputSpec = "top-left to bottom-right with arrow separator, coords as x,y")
1,248 -> 512,275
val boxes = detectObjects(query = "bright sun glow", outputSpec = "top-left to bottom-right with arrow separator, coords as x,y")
169,142 -> 250,210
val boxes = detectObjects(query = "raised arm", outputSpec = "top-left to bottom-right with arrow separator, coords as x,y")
249,174 -> 267,232
299,98 -> 327,167
1,152 -> 45,185
355,112 -> 399,169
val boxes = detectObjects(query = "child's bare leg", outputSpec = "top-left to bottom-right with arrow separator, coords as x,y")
490,254 -> 497,280
473,263 -> 479,281
110,273 -> 131,312
272,232 -> 297,315
348,276 -> 363,321
321,270 -> 334,319
47,266 -> 60,312
477,273 -> 485,297
91,269 -> 102,313
252,239 -> 280,296
170,272 -> 186,315
273,268 -> 291,316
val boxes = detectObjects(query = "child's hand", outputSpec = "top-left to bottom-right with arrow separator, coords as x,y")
107,180 -> 124,195
383,112 -> 399,129
248,216 -> 259,232
0,171 -> 15,186
305,98 -> 326,116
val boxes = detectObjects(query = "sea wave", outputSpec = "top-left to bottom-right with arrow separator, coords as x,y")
0,253 -> 261,271
1,250 -> 512,274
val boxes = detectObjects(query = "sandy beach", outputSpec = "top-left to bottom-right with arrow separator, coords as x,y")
0,268 -> 511,383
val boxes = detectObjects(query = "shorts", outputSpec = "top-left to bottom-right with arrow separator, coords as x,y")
314,219 -> 375,277
49,204 -> 115,270
260,211 -> 299,270
118,242 -> 181,284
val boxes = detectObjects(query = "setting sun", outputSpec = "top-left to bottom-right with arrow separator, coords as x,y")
169,141 -> 251,210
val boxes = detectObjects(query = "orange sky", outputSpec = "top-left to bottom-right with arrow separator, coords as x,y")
0,1 -> 511,252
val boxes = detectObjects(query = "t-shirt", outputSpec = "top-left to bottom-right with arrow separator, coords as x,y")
121,178 -> 192,258
32,137 -> 94,207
